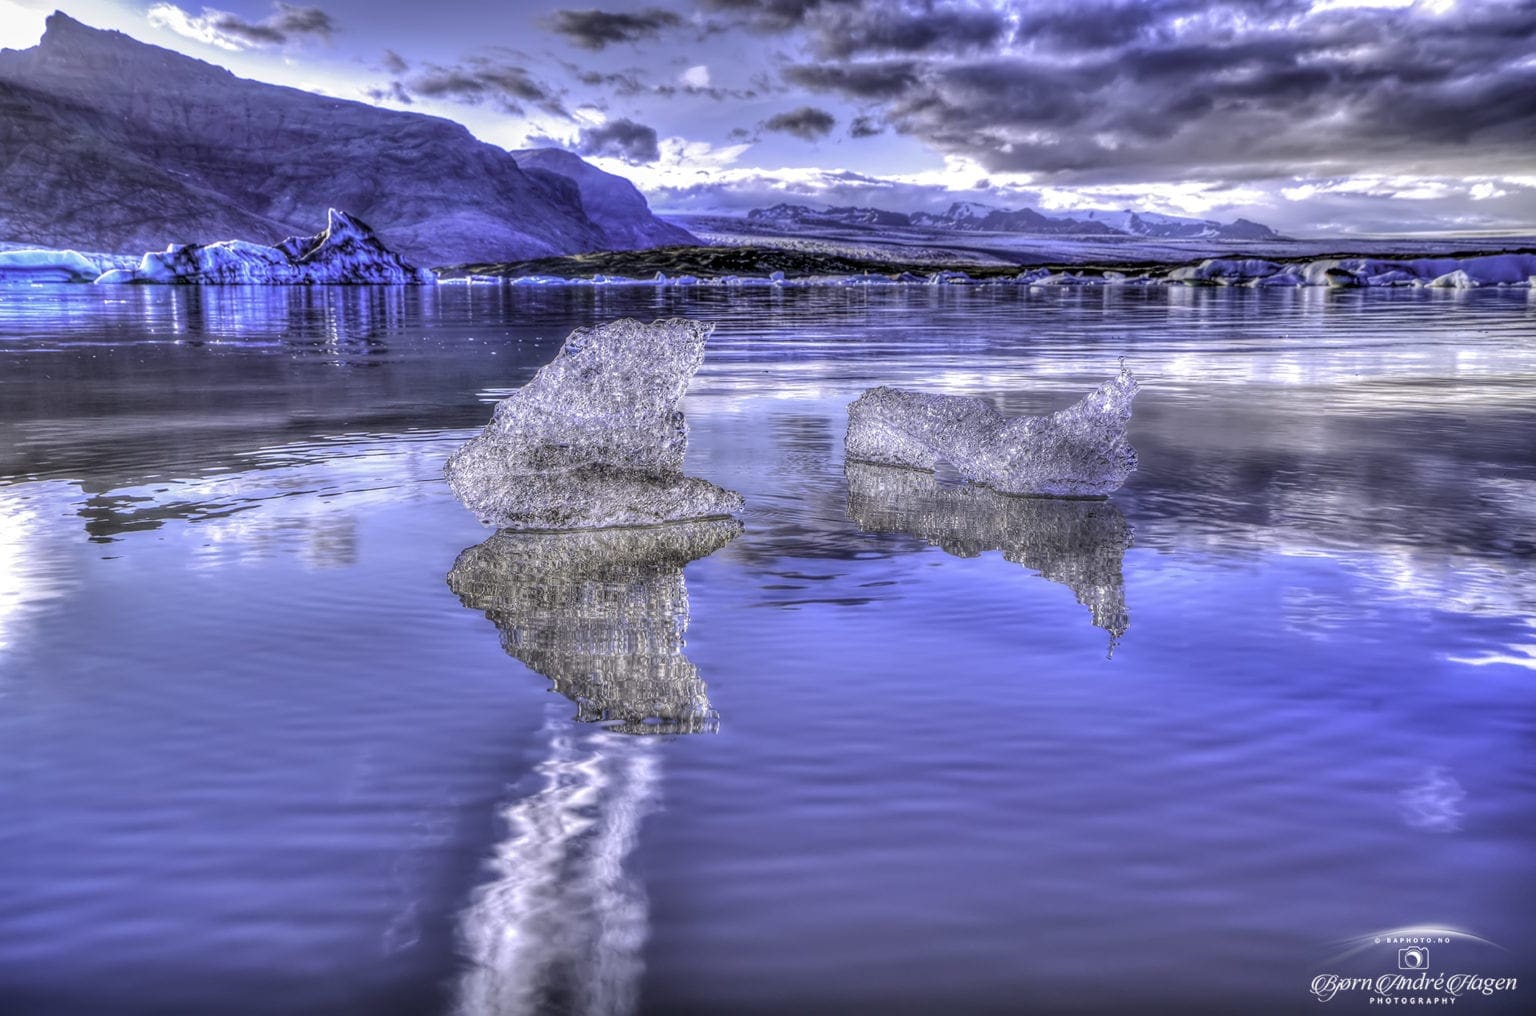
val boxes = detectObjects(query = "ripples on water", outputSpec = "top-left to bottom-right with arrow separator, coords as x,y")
1,284 -> 1533,1014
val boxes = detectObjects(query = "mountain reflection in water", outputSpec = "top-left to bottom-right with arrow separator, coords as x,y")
845,461 -> 1133,648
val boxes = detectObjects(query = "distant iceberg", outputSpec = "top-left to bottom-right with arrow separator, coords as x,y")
92,209 -> 434,285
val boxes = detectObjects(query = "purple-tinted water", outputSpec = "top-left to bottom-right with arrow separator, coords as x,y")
1,284 -> 1533,1015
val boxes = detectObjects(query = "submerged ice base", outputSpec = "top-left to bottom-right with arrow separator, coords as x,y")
845,368 -> 1139,498
445,317 -> 745,530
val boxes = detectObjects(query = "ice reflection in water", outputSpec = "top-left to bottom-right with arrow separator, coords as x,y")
845,461 -> 1133,649
447,519 -> 743,734
447,520 -> 739,1016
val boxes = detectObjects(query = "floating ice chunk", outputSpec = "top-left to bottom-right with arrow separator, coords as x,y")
928,270 -> 974,285
448,519 -> 741,733
1031,271 -> 1097,286
846,461 -> 1132,647
1455,253 -> 1536,285
1363,269 -> 1419,287
509,274 -> 576,286
845,368 -> 1139,498
1252,271 -> 1305,287
446,318 -> 745,530
0,248 -> 133,283
1294,254 -> 1536,288
1168,258 -> 1282,284
1428,269 -> 1478,289
438,274 -> 485,285
118,209 -> 433,284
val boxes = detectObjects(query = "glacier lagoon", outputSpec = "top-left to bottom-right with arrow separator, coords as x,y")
1,283 -> 1534,1014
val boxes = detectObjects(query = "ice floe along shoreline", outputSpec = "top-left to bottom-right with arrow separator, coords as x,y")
0,209 -> 432,285
438,251 -> 1536,290
2,218 -> 1534,289
0,247 -> 138,283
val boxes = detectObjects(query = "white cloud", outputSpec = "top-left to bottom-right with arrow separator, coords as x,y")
147,3 -> 247,50
679,64 -> 710,89
586,136 -> 753,189
146,2 -> 333,52
0,0 -> 47,50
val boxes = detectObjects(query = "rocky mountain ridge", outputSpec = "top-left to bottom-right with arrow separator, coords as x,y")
0,12 -> 692,266
748,201 -> 1280,240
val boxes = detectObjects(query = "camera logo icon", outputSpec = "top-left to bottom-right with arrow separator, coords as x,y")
1399,947 -> 1430,971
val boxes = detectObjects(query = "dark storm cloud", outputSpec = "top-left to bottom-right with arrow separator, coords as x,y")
547,7 -> 683,49
763,105 -> 836,139
805,2 -> 1005,58
365,80 -> 412,104
849,114 -> 883,138
702,0 -> 1002,56
576,117 -> 662,162
208,3 -> 335,46
380,49 -> 409,74
654,83 -> 761,100
698,0 -> 859,31
569,65 -> 648,96
566,65 -> 757,102
782,60 -> 920,98
780,0 -> 1536,182
378,58 -> 570,117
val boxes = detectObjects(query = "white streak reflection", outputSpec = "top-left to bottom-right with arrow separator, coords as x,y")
455,714 -> 660,1016
1400,766 -> 1466,833
0,482 -> 80,657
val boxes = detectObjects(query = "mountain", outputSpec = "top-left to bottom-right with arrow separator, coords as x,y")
748,203 -> 913,228
511,149 -> 695,249
971,208 -> 1120,236
0,13 -> 692,266
750,199 -> 1281,241
917,202 -> 1279,239
1069,208 -> 1278,239
911,202 -> 989,227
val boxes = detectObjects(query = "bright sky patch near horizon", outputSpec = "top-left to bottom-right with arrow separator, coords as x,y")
2,0 -> 1533,235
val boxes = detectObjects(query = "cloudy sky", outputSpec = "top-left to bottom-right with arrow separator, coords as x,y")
3,0 -> 1534,234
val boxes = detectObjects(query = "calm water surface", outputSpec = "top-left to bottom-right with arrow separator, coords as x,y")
1,284 -> 1534,1015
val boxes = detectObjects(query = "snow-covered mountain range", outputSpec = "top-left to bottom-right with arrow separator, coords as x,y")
749,201 -> 1281,240
0,13 -> 692,266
